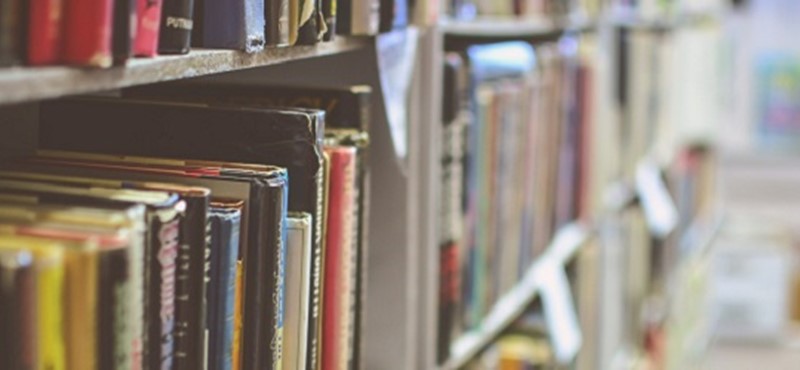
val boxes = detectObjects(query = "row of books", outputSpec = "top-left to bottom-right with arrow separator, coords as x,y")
0,83 -> 373,370
436,35 -> 599,362
0,0 -> 408,68
447,0 -> 603,21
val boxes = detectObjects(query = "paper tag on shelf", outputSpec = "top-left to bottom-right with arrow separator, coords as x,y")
635,159 -> 679,239
540,261 -> 582,364
376,28 -> 419,160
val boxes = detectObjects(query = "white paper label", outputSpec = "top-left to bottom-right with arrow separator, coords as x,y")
539,261 -> 582,364
635,159 -> 679,238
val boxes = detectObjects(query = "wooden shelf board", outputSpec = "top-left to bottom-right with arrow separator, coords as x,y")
440,223 -> 591,370
0,37 -> 367,105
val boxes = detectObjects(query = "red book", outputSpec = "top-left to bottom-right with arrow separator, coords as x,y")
62,0 -> 114,67
27,0 -> 64,65
133,0 -> 163,56
322,147 -> 357,370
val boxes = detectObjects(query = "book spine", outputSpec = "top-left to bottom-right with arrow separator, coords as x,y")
321,0 -> 334,40
265,0 -> 290,46
133,0 -> 163,56
174,197 -> 209,370
232,261 -> 243,370
322,147 -> 357,370
64,248 -> 99,370
35,248 -> 67,370
98,246 -> 133,370
146,210 -> 181,370
208,207 -> 242,370
305,154 -> 326,370
0,250 -> 35,369
62,0 -> 114,67
158,0 -> 194,54
26,0 -> 63,65
0,0 -> 23,66
241,173 -> 288,370
112,0 -> 137,63
199,0 -> 265,51
295,0 -> 319,45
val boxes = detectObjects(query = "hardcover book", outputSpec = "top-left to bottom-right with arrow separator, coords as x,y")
285,213 -> 313,370
62,0 -> 114,67
0,0 -> 22,65
335,0 -> 379,35
158,0 -> 194,54
0,249 -> 35,369
192,0 -> 266,52
296,0 -> 321,44
208,200 -> 243,370
265,0 -> 290,46
113,0 -> 137,63
26,0 -> 64,65
321,146 -> 357,370
133,0 -> 163,56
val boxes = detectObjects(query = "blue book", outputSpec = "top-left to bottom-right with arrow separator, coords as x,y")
193,0 -> 266,51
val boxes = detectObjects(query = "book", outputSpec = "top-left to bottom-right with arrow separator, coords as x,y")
0,236 -> 66,370
158,0 -> 194,54
26,0 -> 64,65
0,162 -> 212,370
296,0 -> 321,44
112,0 -> 137,63
320,0 -> 335,40
39,96 -> 327,370
285,213 -> 312,370
61,0 -> 114,67
0,0 -> 22,66
265,0 -> 290,46
192,0 -> 266,52
208,200 -> 243,370
133,0 -> 163,56
335,0 -> 379,35
0,177 -> 184,370
321,146 -> 357,370
437,53 -> 467,364
21,152 -> 290,370
0,249 -> 35,369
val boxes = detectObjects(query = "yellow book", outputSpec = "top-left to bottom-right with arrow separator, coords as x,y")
232,260 -> 244,370
0,235 -> 66,370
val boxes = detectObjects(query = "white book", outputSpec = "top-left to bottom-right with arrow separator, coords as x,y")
286,213 -> 313,370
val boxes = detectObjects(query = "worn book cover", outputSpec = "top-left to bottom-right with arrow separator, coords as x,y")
192,0 -> 265,51
62,0 -> 114,67
112,0 -> 137,63
265,0 -> 290,46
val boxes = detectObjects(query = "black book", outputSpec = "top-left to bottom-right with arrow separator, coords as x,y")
159,0 -> 195,54
0,177 -> 184,370
112,0 -> 137,63
39,96 -> 326,370
296,0 -> 321,44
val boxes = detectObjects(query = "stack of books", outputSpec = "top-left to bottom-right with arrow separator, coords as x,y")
0,84 -> 371,370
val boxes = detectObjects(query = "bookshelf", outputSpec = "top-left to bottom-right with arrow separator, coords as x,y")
0,37 -> 366,106
0,1 -> 731,369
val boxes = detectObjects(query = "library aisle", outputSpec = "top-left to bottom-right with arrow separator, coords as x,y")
1,0 -> 800,369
